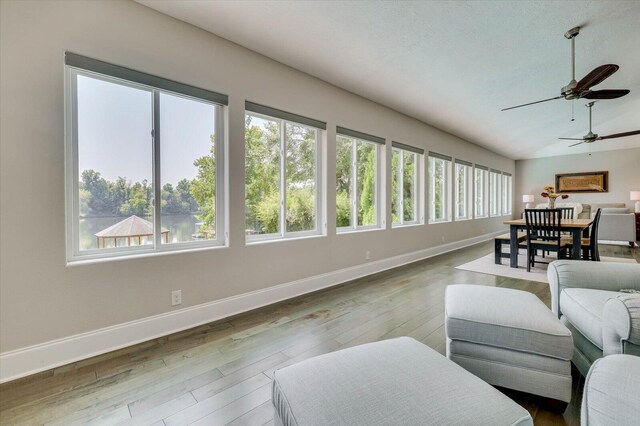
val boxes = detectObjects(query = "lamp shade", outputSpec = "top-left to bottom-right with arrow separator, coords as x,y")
522,194 -> 534,203
631,191 -> 640,201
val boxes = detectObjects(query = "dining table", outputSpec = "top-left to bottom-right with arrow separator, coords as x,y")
502,218 -> 594,268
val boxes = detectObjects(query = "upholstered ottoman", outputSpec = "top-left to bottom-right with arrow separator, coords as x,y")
445,285 -> 574,405
272,337 -> 532,426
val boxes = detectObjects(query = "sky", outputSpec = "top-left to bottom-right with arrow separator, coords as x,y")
77,74 -> 214,186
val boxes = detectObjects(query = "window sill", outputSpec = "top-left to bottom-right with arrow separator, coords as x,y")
427,220 -> 452,225
392,222 -> 424,229
454,217 -> 473,222
245,233 -> 325,246
337,226 -> 384,235
66,243 -> 228,267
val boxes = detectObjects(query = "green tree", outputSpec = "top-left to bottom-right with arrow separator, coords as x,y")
119,182 -> 149,216
190,135 -> 216,232
81,169 -> 114,215
177,178 -> 198,212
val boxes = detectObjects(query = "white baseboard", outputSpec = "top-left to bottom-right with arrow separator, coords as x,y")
0,230 -> 502,383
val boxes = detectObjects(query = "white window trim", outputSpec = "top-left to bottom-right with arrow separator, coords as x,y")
245,112 -> 324,243
489,170 -> 502,217
502,174 -> 513,216
428,156 -> 452,224
65,67 -> 227,264
336,136 -> 383,233
474,167 -> 489,219
454,162 -> 473,221
392,148 -> 423,227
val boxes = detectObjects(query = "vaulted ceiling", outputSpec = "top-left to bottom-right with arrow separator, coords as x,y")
138,0 -> 640,159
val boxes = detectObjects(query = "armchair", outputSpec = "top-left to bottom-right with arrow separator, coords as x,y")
547,260 -> 640,376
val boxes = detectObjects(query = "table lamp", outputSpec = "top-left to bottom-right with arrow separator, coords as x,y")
522,194 -> 534,209
631,191 -> 640,213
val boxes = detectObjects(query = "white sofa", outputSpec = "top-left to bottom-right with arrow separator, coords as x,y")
589,204 -> 636,246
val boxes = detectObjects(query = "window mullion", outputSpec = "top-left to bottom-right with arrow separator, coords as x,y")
152,90 -> 162,248
280,121 -> 286,237
351,140 -> 358,228
398,151 -> 404,224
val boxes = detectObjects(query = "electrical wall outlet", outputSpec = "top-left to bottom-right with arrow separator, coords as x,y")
171,290 -> 182,306
441,236 -> 446,243
365,250 -> 371,260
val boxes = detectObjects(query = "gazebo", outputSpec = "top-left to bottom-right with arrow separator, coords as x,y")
95,215 -> 169,248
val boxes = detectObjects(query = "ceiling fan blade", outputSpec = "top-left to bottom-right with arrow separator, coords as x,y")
569,142 -> 584,147
558,138 -> 584,140
583,89 -> 630,99
598,130 -> 640,140
501,96 -> 563,111
575,64 -> 619,91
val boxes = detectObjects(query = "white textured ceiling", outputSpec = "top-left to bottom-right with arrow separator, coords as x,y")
138,0 -> 640,159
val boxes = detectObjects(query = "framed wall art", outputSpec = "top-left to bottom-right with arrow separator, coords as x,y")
555,171 -> 608,193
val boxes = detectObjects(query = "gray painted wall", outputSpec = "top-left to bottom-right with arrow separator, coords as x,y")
515,148 -> 640,217
0,0 -> 514,353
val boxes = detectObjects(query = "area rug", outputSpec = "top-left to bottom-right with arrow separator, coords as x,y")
456,253 -> 637,284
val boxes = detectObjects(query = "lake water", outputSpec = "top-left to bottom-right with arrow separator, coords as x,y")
79,214 -> 205,250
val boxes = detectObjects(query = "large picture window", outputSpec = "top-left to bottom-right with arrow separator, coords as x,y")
65,53 -> 227,262
336,128 -> 383,231
428,153 -> 452,223
454,159 -> 473,221
474,166 -> 489,218
502,173 -> 513,215
392,143 -> 423,226
245,102 -> 324,241
489,169 -> 501,217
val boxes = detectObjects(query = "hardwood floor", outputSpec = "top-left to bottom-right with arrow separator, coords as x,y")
1,242 -> 638,426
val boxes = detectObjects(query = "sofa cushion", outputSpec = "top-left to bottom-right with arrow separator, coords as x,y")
560,288 -> 621,350
599,207 -> 630,215
445,285 -> 573,360
272,337 -> 532,426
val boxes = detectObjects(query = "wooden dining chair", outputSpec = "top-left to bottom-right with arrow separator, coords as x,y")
564,208 -> 602,261
524,209 -> 571,272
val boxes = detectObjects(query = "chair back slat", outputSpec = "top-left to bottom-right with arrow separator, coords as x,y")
557,207 -> 574,219
524,209 -> 563,247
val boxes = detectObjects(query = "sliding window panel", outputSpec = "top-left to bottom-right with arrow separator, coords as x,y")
474,167 -> 489,218
402,151 -> 417,223
285,123 -> 317,233
356,141 -> 377,226
159,93 -> 217,244
455,162 -> 473,220
391,149 -> 401,224
336,135 -> 353,229
245,114 -> 282,237
75,73 -> 154,252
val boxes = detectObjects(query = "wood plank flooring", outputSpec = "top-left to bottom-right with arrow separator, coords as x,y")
1,242 -> 638,425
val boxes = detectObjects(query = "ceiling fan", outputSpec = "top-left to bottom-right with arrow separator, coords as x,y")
559,102 -> 640,147
502,26 -> 630,111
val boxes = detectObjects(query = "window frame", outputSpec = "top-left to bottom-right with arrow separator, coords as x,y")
392,147 -> 423,227
336,133 -> 383,233
474,166 -> 489,219
489,169 -> 502,217
428,154 -> 452,224
244,111 -> 324,243
502,173 -> 513,216
454,160 -> 473,221
65,66 -> 227,264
